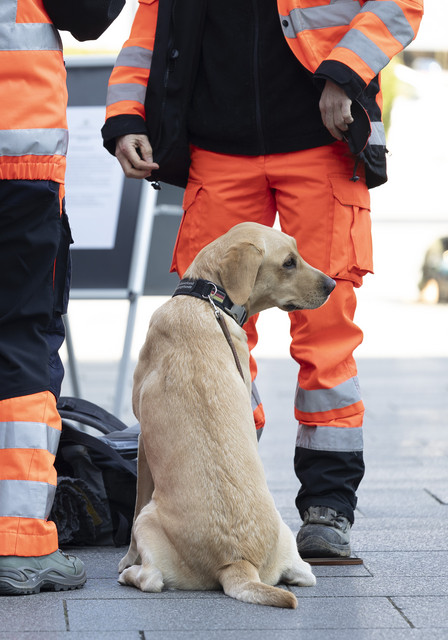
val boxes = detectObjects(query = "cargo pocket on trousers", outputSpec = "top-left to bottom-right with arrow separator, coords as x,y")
53,208 -> 73,316
328,175 -> 374,287
170,180 -> 203,276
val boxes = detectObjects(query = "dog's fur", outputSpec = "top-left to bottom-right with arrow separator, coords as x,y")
118,222 -> 335,608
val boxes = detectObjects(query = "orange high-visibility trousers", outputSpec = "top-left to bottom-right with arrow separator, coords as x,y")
171,142 -> 373,519
0,392 -> 61,556
171,141 -> 373,423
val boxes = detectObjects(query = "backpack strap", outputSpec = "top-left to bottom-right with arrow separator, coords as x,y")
57,396 -> 128,434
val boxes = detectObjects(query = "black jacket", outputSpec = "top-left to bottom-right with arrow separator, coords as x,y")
102,0 -> 386,189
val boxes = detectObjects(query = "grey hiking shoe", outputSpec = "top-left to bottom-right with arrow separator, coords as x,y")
296,506 -> 351,558
0,550 -> 86,596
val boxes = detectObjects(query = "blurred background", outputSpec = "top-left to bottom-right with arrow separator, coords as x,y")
59,1 -> 448,423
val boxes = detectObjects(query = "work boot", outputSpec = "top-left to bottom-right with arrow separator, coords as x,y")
0,550 -> 86,595
296,506 -> 351,558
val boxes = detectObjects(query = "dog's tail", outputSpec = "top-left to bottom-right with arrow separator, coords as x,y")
218,560 -> 297,609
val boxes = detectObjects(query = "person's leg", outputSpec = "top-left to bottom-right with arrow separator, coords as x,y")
170,147 -> 278,434
268,142 -> 373,556
290,281 -> 366,556
0,180 -> 85,594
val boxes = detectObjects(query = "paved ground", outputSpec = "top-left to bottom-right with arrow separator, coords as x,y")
1,351 -> 448,639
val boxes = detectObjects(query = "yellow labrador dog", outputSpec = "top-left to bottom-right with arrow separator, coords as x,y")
118,222 -> 335,608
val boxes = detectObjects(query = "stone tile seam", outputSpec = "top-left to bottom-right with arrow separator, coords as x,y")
424,488 -> 448,505
63,599 -> 70,632
386,596 -> 415,629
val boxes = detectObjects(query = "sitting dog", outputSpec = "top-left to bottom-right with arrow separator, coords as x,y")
118,222 -> 335,608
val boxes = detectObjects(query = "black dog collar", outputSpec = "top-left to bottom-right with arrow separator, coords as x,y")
172,279 -> 248,327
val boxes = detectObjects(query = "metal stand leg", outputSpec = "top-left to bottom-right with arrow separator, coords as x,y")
63,314 -> 81,398
113,293 -> 139,418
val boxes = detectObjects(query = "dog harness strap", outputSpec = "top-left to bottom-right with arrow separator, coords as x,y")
172,279 -> 247,326
215,311 -> 245,381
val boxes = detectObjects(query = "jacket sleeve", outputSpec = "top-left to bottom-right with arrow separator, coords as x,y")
313,0 -> 424,100
101,0 -> 159,154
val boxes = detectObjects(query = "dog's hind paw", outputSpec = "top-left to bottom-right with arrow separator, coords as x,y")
140,569 -> 164,593
118,550 -> 141,573
281,559 -> 316,587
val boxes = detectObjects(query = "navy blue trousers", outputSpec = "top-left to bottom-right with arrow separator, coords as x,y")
0,180 -> 72,401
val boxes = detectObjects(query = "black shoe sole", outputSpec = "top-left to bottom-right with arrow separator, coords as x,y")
297,538 -> 351,559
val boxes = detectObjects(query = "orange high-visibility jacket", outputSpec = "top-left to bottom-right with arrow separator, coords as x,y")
103,0 -> 423,188
0,0 -> 68,183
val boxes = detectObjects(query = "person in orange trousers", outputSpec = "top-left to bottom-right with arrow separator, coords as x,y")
168,142 -> 370,559
0,0 -> 86,594
102,0 -> 423,558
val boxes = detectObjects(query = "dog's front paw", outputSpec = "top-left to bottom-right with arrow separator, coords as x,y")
118,564 -> 164,592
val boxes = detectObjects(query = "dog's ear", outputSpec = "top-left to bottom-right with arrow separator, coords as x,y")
220,242 -> 264,305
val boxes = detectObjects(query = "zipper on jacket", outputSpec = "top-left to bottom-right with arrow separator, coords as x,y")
251,0 -> 265,154
153,0 -> 178,155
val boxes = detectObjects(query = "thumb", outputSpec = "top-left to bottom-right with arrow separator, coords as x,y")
138,137 -> 155,164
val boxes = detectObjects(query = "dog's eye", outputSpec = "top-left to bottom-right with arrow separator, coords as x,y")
283,257 -> 296,269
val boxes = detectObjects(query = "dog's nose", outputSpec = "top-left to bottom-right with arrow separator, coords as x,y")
323,276 -> 336,296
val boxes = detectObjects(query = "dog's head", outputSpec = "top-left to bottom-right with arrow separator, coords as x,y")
185,222 -> 335,318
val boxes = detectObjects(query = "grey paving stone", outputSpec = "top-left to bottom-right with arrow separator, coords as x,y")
355,489 -> 445,518
65,596 -> 409,632
0,635 -> 142,640
360,552 -> 448,577
392,596 -> 448,629
144,632 -> 448,640
353,517 -> 448,533
61,579 -> 229,601
1,630 -> 448,640
306,564 -> 371,579
361,461 -> 448,485
352,528 -> 448,552
68,546 -> 124,580
147,632 -> 448,640
303,576 -> 448,598
0,597 -> 66,632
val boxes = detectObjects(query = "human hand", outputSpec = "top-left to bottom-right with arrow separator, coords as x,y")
319,80 -> 353,140
115,134 -> 159,179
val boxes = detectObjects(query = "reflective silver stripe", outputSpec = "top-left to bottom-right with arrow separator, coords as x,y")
0,480 -> 56,520
251,381 -> 262,412
296,424 -> 363,452
0,23 -> 62,52
368,120 -> 386,146
115,46 -> 153,70
335,28 -> 389,74
280,2 -> 361,39
106,83 -> 147,107
252,381 -> 263,440
0,129 -> 68,157
360,0 -> 415,48
0,0 -> 17,22
0,421 -> 60,456
295,376 -> 362,414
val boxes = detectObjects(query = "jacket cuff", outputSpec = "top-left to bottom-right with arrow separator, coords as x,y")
314,60 -> 366,102
101,115 -> 148,155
